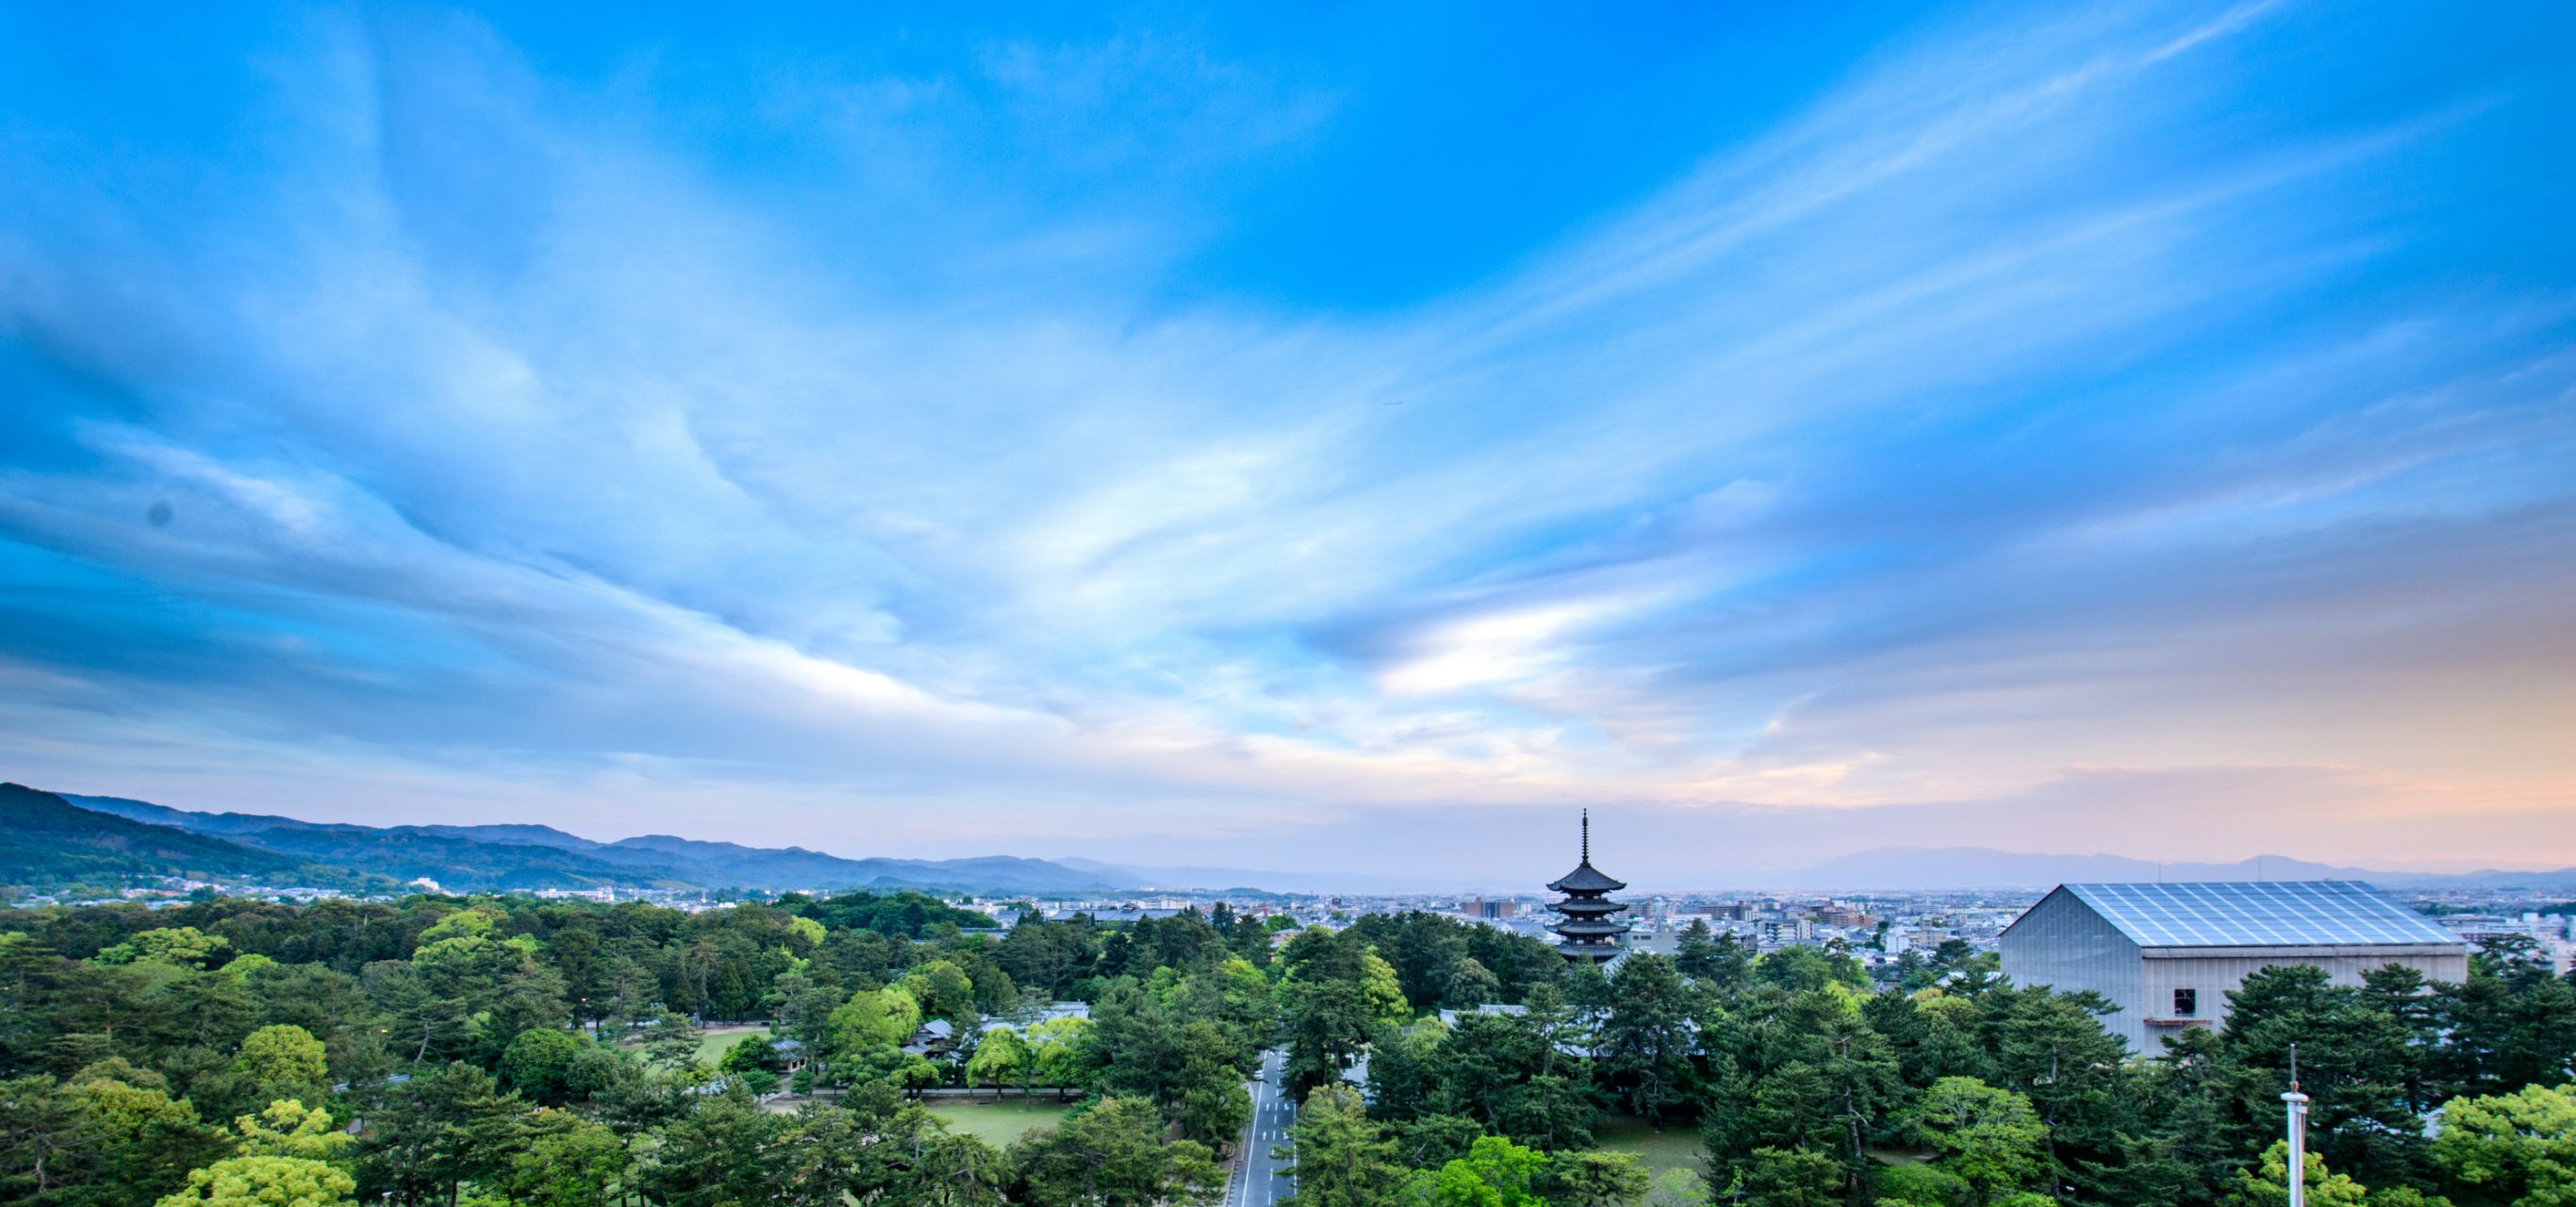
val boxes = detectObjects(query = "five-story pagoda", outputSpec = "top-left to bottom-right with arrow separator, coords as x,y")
1547,810 -> 1631,964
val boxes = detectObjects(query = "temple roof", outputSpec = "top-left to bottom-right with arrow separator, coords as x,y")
1551,917 -> 1635,937
1549,810 -> 1626,894
1548,861 -> 1627,894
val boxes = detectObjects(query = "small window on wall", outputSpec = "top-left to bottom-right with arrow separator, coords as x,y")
2172,988 -> 2197,1017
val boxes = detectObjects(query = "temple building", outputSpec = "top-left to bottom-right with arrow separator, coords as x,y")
1547,810 -> 1632,964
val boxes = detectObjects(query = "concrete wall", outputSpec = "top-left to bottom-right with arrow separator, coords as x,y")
2000,887 -> 2147,1052
2137,947 -> 2469,1054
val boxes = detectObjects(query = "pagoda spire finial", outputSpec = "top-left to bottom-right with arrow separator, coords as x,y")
1581,808 -> 1590,862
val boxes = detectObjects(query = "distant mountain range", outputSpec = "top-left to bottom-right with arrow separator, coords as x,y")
1,784 -> 1146,896
12,783 -> 2571,898
0,784 -> 1381,897
1773,846 -> 2576,892
0,784 -> 317,886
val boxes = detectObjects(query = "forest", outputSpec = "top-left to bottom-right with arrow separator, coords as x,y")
2,893 -> 2572,1207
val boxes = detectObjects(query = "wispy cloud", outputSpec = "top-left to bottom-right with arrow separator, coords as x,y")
1,0 -> 2570,875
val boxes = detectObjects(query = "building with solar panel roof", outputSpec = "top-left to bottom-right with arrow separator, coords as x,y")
2000,881 -> 2468,1052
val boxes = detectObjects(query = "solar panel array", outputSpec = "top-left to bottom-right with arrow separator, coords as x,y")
2063,881 -> 2462,948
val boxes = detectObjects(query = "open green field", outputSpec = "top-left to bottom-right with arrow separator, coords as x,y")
1593,1114 -> 1703,1182
925,1099 -> 1074,1148
696,1026 -> 772,1066
626,1024 -> 774,1069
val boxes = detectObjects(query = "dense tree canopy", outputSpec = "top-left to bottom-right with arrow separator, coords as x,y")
3,892 -> 2572,1207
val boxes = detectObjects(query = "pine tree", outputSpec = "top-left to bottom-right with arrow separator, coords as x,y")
1279,1083 -> 1407,1207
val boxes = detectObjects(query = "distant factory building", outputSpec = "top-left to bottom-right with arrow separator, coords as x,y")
2001,881 -> 2469,1053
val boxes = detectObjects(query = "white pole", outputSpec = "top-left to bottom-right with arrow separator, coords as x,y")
2283,1088 -> 2310,1206
2284,1043 -> 2308,1207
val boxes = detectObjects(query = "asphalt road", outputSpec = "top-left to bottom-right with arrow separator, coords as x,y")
1231,1048 -> 1296,1207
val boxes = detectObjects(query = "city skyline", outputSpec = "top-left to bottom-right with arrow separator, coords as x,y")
4,3 -> 2574,879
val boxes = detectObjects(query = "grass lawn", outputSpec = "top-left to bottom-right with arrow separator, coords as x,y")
925,1100 -> 1075,1148
1593,1114 -> 1703,1182
625,1024 -> 775,1069
695,1025 -> 771,1066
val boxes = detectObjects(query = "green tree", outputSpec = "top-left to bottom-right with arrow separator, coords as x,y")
2218,966 -> 2430,1187
2471,934 -> 2557,984
1874,991 -> 1993,1087
1984,984 -> 2131,1197
1541,1150 -> 1650,1207
1393,1115 -> 1487,1173
1009,1097 -> 1223,1207
154,1155 -> 356,1207
1642,1167 -> 1709,1207
95,927 -> 234,969
1174,1024 -> 1254,1153
2220,1141 -> 2372,1207
829,985 -> 924,1054
1414,1135 -> 1551,1207
0,1067 -> 228,1207
774,1096 -> 913,1205
2434,971 -> 2576,1110
632,1087 -> 784,1207
502,1026 -> 588,1104
1283,976 -> 1379,1097
352,1062 -> 527,1207
1279,1083 -> 1407,1207
233,1024 -> 331,1108
1090,979 -> 1187,1105
1910,1077 -> 2048,1206
1808,1008 -> 1901,1188
967,1026 -> 1031,1097
1449,959 -> 1503,1010
229,1100 -> 351,1162
904,960 -> 981,1026
1279,930 -> 1409,1097
1026,1016 -> 1098,1096
1598,956 -> 1697,1125
1730,1148 -> 1840,1207
642,1012 -> 702,1069
1366,1018 -> 1445,1124
1875,1162 -> 1974,1207
915,1129 -> 1015,1207
0,1074 -> 78,1203
839,1045 -> 943,1094
1676,923 -> 1752,991
1753,948 -> 1862,995
363,960 -> 471,1066
2430,1082 -> 2576,1207
1726,1061 -> 1839,1181
1430,1009 -> 1597,1150
493,1112 -> 630,1207
1501,1072 -> 1601,1154
157,1100 -> 356,1207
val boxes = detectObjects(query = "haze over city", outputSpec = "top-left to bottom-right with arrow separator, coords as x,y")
4,2 -> 2573,882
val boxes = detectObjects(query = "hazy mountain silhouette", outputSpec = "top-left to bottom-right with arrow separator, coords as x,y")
49,790 -> 1141,895
1776,845 -> 2576,890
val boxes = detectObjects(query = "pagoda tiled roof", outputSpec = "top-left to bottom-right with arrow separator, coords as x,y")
1551,918 -> 1635,937
1547,859 -> 1627,894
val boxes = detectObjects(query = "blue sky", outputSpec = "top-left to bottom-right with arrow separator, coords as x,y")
3,2 -> 2572,884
